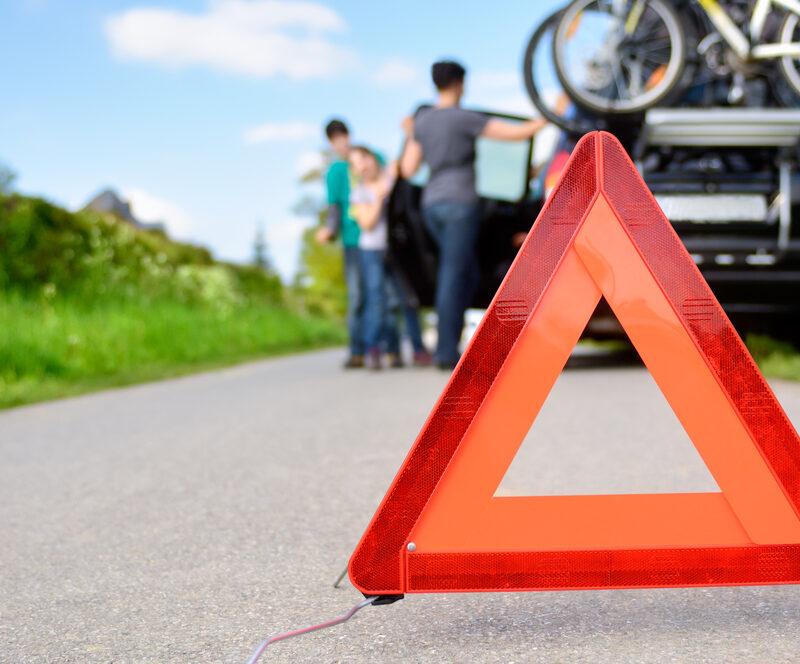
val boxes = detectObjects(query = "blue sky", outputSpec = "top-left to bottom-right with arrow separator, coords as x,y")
1,0 -> 562,280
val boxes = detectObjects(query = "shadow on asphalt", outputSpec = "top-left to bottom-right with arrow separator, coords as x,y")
564,344 -> 643,370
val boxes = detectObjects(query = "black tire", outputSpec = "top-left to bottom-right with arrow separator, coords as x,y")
552,0 -> 689,116
522,9 -> 600,135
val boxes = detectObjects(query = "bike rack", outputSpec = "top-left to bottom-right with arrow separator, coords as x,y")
641,108 -> 800,148
638,108 -> 800,252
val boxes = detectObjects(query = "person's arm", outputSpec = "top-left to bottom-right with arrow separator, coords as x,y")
318,164 -> 347,242
353,201 -> 383,231
315,203 -> 340,243
399,138 -> 423,178
385,159 -> 400,181
398,113 -> 424,179
481,117 -> 548,141
353,178 -> 390,231
315,227 -> 333,243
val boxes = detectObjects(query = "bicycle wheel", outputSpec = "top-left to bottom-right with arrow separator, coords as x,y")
552,0 -> 688,115
522,9 -> 601,135
778,12 -> 800,103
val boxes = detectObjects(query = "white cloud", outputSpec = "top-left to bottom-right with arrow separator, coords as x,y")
123,188 -> 195,239
105,0 -> 357,79
294,150 -> 324,176
372,58 -> 419,86
243,121 -> 318,144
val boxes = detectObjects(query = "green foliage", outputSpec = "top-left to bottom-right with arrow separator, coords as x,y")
0,191 -> 344,408
0,291 -> 345,409
297,148 -> 334,184
227,262 -> 283,305
295,226 -> 347,317
746,334 -> 800,381
292,150 -> 348,317
252,223 -> 270,271
0,193 -> 282,308
0,164 -> 15,195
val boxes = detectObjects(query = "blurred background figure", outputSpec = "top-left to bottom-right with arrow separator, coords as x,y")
348,146 -> 399,369
386,267 -> 433,367
400,60 -> 547,370
316,119 -> 366,369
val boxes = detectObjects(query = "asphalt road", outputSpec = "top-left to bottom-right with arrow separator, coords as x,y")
2,348 -> 800,663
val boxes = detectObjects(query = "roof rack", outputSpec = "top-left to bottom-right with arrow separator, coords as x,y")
642,108 -> 800,148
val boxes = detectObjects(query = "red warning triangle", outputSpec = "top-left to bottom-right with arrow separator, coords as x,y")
349,132 -> 800,596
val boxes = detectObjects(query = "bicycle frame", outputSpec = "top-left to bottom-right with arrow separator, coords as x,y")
694,0 -> 800,59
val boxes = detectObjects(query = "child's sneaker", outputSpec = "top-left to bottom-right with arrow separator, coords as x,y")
412,350 -> 434,367
367,348 -> 382,370
343,354 -> 364,369
387,352 -> 405,369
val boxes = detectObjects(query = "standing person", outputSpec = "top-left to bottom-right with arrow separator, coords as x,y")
386,268 -> 433,366
316,119 -> 365,369
400,60 -> 547,370
348,146 -> 401,370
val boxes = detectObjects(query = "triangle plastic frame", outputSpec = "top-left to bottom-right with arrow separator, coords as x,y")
349,132 -> 800,596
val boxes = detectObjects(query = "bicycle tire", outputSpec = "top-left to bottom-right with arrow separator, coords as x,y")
522,9 -> 600,135
778,12 -> 800,104
552,0 -> 689,116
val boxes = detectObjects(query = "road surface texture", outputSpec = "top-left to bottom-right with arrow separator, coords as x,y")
2,348 -> 800,663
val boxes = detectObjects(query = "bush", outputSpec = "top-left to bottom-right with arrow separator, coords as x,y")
0,191 -> 346,409
0,193 -> 283,308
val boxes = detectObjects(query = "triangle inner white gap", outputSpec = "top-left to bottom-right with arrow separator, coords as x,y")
495,341 -> 721,497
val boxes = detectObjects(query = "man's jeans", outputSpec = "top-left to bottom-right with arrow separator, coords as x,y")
343,246 -> 365,357
422,201 -> 481,364
359,248 -> 399,353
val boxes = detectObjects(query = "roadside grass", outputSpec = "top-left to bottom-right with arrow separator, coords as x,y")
746,334 -> 800,382
4,289 -> 798,413
0,292 -> 345,409
577,335 -> 800,383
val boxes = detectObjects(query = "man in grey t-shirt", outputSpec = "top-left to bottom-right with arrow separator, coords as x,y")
412,105 -> 489,209
400,60 -> 546,369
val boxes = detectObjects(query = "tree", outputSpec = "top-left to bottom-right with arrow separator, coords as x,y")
294,224 -> 347,317
292,152 -> 347,317
252,222 -> 270,272
297,149 -> 334,184
0,163 -> 17,196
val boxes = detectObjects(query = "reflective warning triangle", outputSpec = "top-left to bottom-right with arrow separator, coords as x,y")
349,132 -> 800,596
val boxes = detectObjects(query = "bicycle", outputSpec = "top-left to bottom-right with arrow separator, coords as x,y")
548,0 -> 800,116
522,8 -> 618,135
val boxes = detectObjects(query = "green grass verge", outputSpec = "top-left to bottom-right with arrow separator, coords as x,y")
577,335 -> 800,383
746,334 -> 800,382
0,293 -> 345,409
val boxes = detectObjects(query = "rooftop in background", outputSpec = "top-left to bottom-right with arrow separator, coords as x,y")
83,189 -> 166,234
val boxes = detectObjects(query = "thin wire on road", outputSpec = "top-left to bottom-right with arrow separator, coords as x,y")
245,596 -> 377,664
